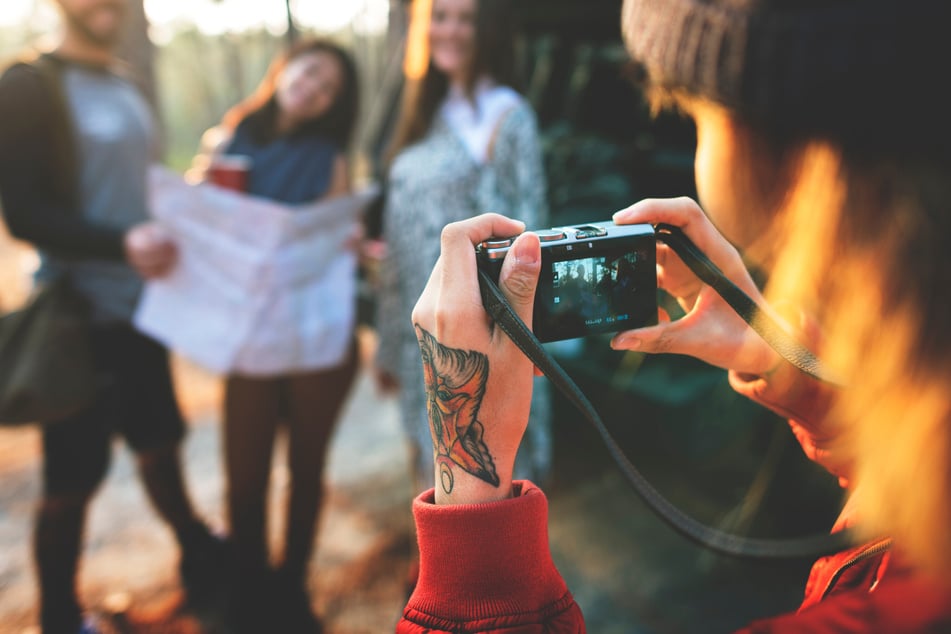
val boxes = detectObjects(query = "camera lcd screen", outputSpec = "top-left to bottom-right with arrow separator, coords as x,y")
534,239 -> 657,342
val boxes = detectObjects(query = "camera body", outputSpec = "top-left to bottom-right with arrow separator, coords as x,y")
477,221 -> 658,342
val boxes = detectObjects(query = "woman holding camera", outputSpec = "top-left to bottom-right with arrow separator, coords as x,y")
375,0 -> 552,495
397,0 -> 951,631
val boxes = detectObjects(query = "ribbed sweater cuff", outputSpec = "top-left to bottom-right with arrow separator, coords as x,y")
409,480 -> 570,621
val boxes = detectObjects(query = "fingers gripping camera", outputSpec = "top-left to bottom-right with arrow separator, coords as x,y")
477,221 -> 658,342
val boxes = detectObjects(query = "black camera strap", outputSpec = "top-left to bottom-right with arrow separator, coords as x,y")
477,224 -> 855,559
653,225 -> 842,384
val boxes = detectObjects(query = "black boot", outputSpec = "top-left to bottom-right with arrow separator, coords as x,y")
178,522 -> 231,609
272,567 -> 323,634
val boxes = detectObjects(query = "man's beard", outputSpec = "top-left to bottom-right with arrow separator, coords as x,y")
61,2 -> 126,49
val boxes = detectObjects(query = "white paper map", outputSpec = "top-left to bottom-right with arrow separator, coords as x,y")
134,165 -> 378,376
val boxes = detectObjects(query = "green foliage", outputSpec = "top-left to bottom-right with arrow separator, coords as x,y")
155,27 -> 282,171
155,27 -> 390,174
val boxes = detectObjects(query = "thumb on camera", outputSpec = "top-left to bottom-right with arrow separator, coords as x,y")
498,231 -> 541,322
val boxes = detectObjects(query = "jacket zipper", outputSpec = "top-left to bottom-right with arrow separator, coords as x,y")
819,537 -> 894,601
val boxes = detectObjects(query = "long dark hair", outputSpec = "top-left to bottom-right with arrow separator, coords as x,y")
222,38 -> 359,149
388,0 -> 518,161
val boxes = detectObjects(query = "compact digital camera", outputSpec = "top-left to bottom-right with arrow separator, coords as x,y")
476,221 -> 658,342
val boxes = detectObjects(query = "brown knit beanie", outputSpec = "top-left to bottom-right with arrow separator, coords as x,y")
622,0 -> 951,158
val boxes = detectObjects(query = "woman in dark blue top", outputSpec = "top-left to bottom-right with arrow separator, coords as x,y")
194,38 -> 359,634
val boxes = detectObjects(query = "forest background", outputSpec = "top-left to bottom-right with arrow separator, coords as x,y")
0,0 -> 396,181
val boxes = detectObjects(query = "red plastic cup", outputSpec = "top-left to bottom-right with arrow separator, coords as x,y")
207,154 -> 252,191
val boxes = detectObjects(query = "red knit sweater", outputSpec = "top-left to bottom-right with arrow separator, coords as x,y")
399,482 -> 582,633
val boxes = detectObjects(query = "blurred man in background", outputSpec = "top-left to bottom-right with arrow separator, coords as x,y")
0,1 -> 225,631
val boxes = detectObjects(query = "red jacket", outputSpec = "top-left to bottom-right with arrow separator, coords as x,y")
397,370 -> 951,633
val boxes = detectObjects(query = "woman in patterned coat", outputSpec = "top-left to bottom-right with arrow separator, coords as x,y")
374,0 -> 552,493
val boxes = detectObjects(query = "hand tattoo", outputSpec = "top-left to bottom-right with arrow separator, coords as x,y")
415,324 -> 499,493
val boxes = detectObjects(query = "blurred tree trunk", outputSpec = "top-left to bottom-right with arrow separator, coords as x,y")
117,0 -> 156,107
116,0 -> 163,156
388,0 -> 409,54
286,0 -> 298,44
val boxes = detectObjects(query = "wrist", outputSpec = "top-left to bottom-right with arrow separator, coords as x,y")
434,460 -> 513,505
756,348 -> 785,379
733,350 -> 799,397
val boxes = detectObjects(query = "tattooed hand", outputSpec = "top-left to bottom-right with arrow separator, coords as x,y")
416,326 -> 497,491
412,213 -> 543,505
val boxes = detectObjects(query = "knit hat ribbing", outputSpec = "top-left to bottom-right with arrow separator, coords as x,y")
623,0 -> 951,157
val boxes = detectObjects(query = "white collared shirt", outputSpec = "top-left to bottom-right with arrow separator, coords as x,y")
439,77 -> 521,165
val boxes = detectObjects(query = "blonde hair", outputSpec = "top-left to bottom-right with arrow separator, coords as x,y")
765,143 -> 951,573
645,81 -> 951,572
